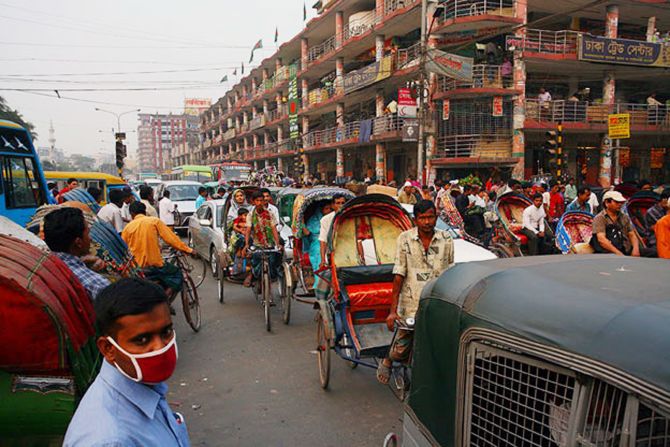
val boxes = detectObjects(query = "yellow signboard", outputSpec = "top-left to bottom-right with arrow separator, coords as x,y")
608,113 -> 630,139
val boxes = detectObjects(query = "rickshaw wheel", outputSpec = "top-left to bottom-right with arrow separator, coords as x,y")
217,265 -> 225,304
279,270 -> 291,325
489,243 -> 515,259
316,314 -> 331,389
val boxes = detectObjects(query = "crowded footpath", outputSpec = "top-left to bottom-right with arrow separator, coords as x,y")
2,168 -> 670,446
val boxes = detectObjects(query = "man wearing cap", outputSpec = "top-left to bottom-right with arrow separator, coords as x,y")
591,191 -> 640,256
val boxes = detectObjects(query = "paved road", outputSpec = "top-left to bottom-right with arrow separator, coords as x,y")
168,268 -> 401,446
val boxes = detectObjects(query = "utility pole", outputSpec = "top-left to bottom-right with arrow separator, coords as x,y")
417,0 -> 427,183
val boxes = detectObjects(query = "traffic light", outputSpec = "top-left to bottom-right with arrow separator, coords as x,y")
545,125 -> 565,178
115,133 -> 126,172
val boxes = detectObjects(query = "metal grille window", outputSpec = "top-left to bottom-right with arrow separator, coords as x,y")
576,380 -> 627,446
636,404 -> 670,446
465,342 -> 576,446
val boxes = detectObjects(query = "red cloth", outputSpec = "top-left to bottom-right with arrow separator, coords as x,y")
345,282 -> 393,308
549,192 -> 565,219
656,215 -> 670,259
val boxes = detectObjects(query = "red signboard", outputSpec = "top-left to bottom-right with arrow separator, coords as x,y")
619,147 -> 631,168
492,96 -> 503,117
442,100 -> 450,120
398,88 -> 417,118
651,147 -> 666,169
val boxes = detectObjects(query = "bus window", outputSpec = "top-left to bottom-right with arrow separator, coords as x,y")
2,156 -> 43,208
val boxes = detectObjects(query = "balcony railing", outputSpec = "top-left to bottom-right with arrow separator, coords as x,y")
382,0 -> 419,16
506,29 -> 580,55
308,36 -> 337,63
307,81 -> 343,107
266,105 -> 288,122
437,65 -> 512,92
303,121 -> 361,148
249,114 -> 266,130
372,115 -> 405,134
439,0 -> 514,22
277,139 -> 295,155
223,128 -> 236,141
526,99 -> 670,127
343,11 -> 377,41
396,43 -> 421,69
203,139 -> 212,149
436,134 -> 512,158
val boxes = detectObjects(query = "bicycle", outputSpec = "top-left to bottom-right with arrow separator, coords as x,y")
163,248 -> 201,332
248,246 -> 282,332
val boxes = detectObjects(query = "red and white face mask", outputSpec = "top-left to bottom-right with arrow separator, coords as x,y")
107,333 -> 178,384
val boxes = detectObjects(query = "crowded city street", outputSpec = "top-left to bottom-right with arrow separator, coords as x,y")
1,0 -> 670,446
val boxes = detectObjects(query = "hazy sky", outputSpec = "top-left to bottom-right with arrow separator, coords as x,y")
0,0 -> 314,158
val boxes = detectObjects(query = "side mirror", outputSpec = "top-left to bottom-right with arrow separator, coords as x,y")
282,216 -> 290,224
199,219 -> 212,227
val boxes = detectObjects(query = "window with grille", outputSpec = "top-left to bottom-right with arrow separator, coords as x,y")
575,379 -> 627,446
464,342 -> 577,446
636,403 -> 670,446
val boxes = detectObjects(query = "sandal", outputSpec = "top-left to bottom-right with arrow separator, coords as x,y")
377,361 -> 391,385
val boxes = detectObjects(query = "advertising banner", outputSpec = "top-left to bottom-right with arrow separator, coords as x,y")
492,96 -> 503,117
398,88 -> 417,118
425,49 -> 474,82
618,147 -> 631,168
401,119 -> 419,142
184,98 -> 211,116
343,56 -> 393,94
651,148 -> 666,169
288,75 -> 300,140
579,35 -> 670,68
608,113 -> 630,139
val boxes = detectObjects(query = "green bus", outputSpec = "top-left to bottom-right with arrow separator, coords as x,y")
168,165 -> 212,183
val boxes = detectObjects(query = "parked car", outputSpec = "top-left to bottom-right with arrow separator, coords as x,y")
385,255 -> 670,447
187,199 -> 226,278
155,180 -> 203,231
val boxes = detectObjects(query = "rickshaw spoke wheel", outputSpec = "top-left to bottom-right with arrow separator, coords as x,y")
316,314 -> 330,389
263,268 -> 271,332
181,274 -> 201,332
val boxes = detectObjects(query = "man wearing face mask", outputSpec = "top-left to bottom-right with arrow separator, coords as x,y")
64,278 -> 190,447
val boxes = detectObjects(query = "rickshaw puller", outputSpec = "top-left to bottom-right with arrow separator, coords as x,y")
377,200 -> 455,385
242,191 -> 281,288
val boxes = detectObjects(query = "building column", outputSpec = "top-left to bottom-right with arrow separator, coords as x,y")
599,4 -> 619,187
511,0 -> 528,179
302,153 -> 310,183
336,57 -> 344,93
647,17 -> 657,42
276,93 -> 283,112
263,99 -> 269,116
336,149 -> 345,178
335,11 -> 344,48
254,161 -> 258,170
275,58 -> 283,72
375,35 -> 385,62
253,134 -> 259,148
301,38 -> 309,71
302,116 -> 309,135
252,107 -> 258,118
251,77 -> 257,93
375,0 -> 384,17
277,126 -> 284,142
277,156 -> 284,173
302,78 -> 309,109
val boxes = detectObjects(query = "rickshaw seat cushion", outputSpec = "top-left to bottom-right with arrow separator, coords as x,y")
336,264 -> 394,285
345,282 -> 394,308
514,231 -> 528,245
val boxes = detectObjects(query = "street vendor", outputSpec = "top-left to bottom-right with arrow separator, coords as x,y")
377,200 -> 454,385
64,278 -> 190,446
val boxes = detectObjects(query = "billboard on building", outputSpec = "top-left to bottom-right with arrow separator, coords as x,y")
579,35 -> 670,68
398,88 -> 417,118
343,55 -> 393,94
184,98 -> 212,116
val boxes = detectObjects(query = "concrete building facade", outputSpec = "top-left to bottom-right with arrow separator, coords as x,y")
137,113 -> 194,174
199,0 -> 670,186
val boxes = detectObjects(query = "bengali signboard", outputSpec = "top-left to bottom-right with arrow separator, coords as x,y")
579,35 -> 670,68
425,49 -> 473,82
288,75 -> 300,140
442,100 -> 450,120
401,119 -> 418,142
651,148 -> 666,169
184,98 -> 212,116
492,96 -> 503,117
618,147 -> 631,168
608,113 -> 630,139
397,88 -> 417,118
343,56 -> 393,95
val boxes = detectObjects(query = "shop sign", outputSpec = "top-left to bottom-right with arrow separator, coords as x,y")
608,113 -> 630,139
579,35 -> 670,68
401,119 -> 419,142
398,88 -> 417,118
425,49 -> 473,82
618,147 -> 631,168
651,148 -> 666,169
343,56 -> 393,95
442,100 -> 450,120
492,96 -> 503,117
288,75 -> 300,140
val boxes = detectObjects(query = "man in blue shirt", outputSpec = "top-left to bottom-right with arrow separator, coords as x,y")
43,207 -> 110,301
566,186 -> 593,214
64,278 -> 190,446
195,186 -> 208,210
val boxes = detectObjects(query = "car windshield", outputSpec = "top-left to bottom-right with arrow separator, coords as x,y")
167,184 -> 200,201
436,217 -> 461,239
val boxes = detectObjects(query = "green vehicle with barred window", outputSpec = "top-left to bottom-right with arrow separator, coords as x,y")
386,255 -> 670,447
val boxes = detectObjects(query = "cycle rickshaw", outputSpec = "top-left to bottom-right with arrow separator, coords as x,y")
278,187 -> 354,324
313,194 -> 414,389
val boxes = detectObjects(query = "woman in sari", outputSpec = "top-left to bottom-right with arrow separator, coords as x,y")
227,189 -> 248,222
302,202 -> 332,288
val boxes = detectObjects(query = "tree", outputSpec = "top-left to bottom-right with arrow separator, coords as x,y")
0,96 -> 37,139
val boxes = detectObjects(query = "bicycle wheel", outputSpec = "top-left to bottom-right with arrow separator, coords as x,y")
316,313 -> 330,389
181,274 -> 201,332
263,268 -> 271,332
217,265 -> 225,304
279,269 -> 290,325
183,255 -> 207,288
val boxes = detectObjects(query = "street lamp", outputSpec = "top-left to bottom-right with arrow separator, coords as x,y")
94,108 -> 141,133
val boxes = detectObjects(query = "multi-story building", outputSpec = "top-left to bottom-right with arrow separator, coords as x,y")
137,113 -> 193,174
171,115 -> 201,167
200,0 -> 670,186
